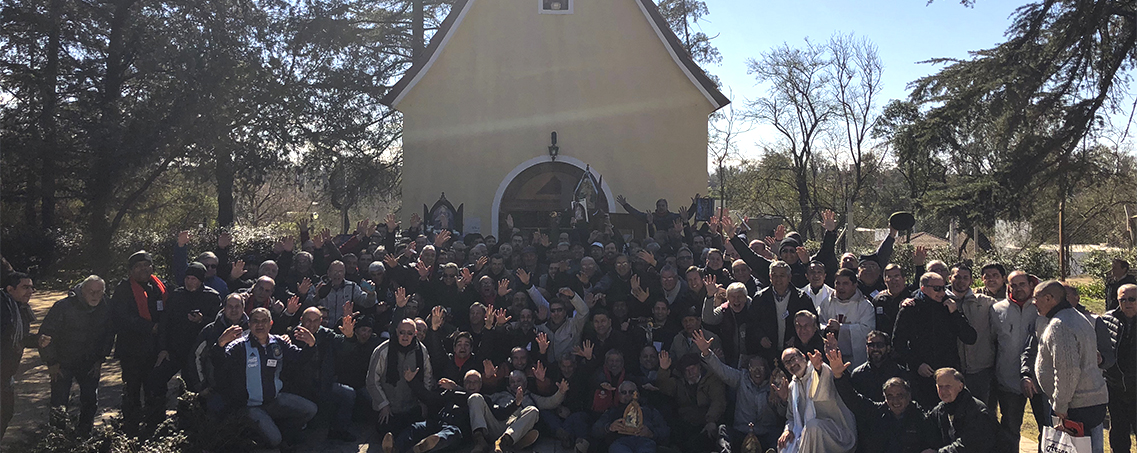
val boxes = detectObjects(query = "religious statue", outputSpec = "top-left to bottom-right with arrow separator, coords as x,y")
617,391 -> 644,435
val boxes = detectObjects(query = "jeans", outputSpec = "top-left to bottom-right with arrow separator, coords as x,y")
49,363 -> 102,431
1107,385 -> 1135,453
993,385 -> 1051,441
609,436 -> 657,453
395,419 -> 462,452
245,392 -> 318,447
540,408 -> 592,440
318,383 -> 355,428
119,354 -> 164,431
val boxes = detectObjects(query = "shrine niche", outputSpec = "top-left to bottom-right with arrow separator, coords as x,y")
498,161 -> 608,230
424,193 -> 463,233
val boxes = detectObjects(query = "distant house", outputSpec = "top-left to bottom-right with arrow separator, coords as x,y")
381,0 -> 728,237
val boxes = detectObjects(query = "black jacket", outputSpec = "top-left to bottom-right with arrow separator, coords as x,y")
158,286 -> 221,359
39,293 -> 114,370
110,277 -> 166,359
1,290 -> 39,380
193,310 -> 249,391
753,285 -> 816,349
1102,308 -> 1137,391
893,291 -> 977,372
849,357 -> 913,404
927,388 -> 1007,453
834,374 -> 938,453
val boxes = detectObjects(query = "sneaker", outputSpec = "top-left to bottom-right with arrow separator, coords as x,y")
514,430 -> 539,449
382,432 -> 394,453
413,434 -> 441,453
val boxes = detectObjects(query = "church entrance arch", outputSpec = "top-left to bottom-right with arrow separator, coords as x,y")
491,156 -> 615,237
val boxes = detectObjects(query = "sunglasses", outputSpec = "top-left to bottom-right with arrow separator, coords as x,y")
618,390 -> 636,395
927,285 -> 946,292
1120,297 -> 1137,303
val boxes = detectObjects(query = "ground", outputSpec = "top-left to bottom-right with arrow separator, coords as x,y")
1,290 -> 1130,452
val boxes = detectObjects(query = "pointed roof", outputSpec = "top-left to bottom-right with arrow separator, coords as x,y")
380,0 -> 730,110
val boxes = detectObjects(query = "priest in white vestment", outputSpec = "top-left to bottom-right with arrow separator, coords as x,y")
776,347 -> 857,453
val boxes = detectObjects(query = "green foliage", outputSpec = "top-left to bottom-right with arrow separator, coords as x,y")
655,0 -> 721,68
1080,249 -> 1137,282
976,247 -> 1061,280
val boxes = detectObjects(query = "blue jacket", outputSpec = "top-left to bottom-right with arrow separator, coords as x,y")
216,333 -> 313,407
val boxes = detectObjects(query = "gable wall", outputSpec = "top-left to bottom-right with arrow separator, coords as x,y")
399,0 -> 714,235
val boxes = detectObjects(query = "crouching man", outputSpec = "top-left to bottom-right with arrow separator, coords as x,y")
215,307 -> 318,448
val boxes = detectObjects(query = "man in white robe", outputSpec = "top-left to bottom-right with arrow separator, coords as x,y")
818,268 -> 876,368
777,347 -> 857,453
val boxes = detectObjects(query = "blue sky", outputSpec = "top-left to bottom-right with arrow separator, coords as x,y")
695,0 -> 1026,159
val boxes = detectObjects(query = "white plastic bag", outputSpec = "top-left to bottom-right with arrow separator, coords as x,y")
1040,426 -> 1093,453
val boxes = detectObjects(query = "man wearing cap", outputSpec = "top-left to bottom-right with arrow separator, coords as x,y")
151,262 -> 222,398
109,251 -> 170,433
655,350 -> 726,453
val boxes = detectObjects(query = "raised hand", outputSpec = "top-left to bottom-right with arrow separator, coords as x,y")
703,275 -> 722,297
914,246 -> 928,266
823,332 -> 839,352
475,256 -> 487,271
293,326 -> 317,347
230,260 -> 246,280
559,287 -> 575,299
796,246 -> 809,263
403,241 -> 417,258
391,287 -> 407,308
496,279 -> 510,297
494,308 -> 511,326
404,367 -> 420,382
484,304 -> 496,330
516,268 -> 531,286
177,230 -> 192,247
438,378 -> 458,391
721,214 -> 734,235
536,331 -> 549,354
385,213 -> 398,233
342,312 -> 356,338
431,305 -> 445,331
773,224 -> 786,241
320,228 -> 332,245
693,329 -> 713,355
631,275 -> 649,303
434,230 -> 451,248
577,270 -> 590,285
384,253 -> 399,268
533,361 -> 547,381
637,250 -> 656,267
218,231 -> 233,249
807,349 -> 823,371
556,379 -> 569,394
539,233 -> 551,248
219,325 -> 244,348
458,267 -> 473,289
826,347 -> 850,378
659,350 -> 672,370
483,359 -> 497,380
415,259 -> 430,279
573,340 -> 594,361
822,209 -> 836,232
286,295 -> 301,315
616,195 -> 627,206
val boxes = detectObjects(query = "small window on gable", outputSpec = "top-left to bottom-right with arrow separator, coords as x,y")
540,0 -> 572,14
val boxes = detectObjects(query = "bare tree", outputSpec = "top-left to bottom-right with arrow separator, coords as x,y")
709,92 -> 753,210
830,33 -> 886,226
746,40 -> 834,238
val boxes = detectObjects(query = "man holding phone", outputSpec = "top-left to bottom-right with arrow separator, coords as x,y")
151,262 -> 221,397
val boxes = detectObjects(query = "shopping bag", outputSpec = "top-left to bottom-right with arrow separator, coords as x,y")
1040,426 -> 1093,453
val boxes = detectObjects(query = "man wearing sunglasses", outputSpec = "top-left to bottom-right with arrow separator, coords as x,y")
1101,283 -> 1137,452
893,272 -> 978,409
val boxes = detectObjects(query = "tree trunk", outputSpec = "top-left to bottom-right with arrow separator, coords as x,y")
795,170 -> 813,239
39,0 -> 63,232
217,147 -> 235,227
341,207 -> 350,236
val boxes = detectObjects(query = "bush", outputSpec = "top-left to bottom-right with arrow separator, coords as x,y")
1079,248 -> 1137,282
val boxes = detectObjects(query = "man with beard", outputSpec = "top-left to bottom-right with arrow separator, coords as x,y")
369,319 -> 433,447
819,269 -> 876,368
151,262 -> 221,397
848,330 -> 912,403
893,272 -> 977,409
215,307 -> 318,448
872,264 -> 910,336
990,270 -> 1048,438
110,251 -> 168,434
692,329 -> 781,452
39,275 -> 114,434
830,347 -> 938,453
947,264 -> 997,405
1,271 -> 42,439
776,347 -> 857,453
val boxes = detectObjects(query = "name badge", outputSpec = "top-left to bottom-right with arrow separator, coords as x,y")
247,357 -> 259,368
265,359 -> 278,368
876,306 -> 884,315
781,310 -> 789,319
156,300 -> 165,311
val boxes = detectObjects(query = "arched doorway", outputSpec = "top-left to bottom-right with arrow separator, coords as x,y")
491,157 -> 614,236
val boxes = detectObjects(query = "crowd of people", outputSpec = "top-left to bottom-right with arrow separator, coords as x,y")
1,200 -> 1135,453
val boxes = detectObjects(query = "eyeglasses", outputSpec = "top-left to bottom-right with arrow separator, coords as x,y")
1120,297 -> 1137,303
550,308 -> 566,313
926,285 -> 945,292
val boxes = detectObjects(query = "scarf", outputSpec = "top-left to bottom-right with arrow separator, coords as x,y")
130,275 -> 168,322
385,339 -> 424,385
